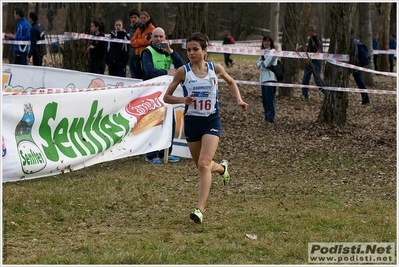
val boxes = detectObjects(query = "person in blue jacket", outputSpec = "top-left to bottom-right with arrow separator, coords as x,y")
4,8 -> 31,65
389,33 -> 396,72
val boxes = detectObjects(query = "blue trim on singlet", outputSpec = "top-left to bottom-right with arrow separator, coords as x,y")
182,62 -> 218,116
184,63 -> 191,73
207,62 -> 214,71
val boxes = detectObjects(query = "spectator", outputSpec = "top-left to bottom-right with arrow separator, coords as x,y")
389,33 -> 396,72
141,27 -> 185,164
130,11 -> 155,79
4,8 -> 31,65
301,24 -> 324,100
255,36 -> 278,124
167,29 -> 173,39
105,19 -> 129,77
28,12 -> 46,66
128,9 -> 141,78
350,38 -> 371,107
372,33 -> 379,71
222,30 -> 235,67
87,21 -> 107,74
50,42 -> 62,53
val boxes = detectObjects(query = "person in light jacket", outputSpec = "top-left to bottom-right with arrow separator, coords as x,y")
255,35 -> 278,124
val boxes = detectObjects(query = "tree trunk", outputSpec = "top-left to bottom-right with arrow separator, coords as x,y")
390,3 -> 396,34
134,3 -> 141,11
35,3 -> 39,15
3,3 -> 15,63
173,3 -> 208,62
270,3 -> 279,49
279,3 -> 304,98
358,3 -> 374,87
317,3 -> 354,126
63,3 -> 100,71
378,3 -> 392,72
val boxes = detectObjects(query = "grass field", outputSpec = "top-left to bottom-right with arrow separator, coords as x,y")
2,54 -> 397,264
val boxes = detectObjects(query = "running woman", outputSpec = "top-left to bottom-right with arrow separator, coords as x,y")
163,32 -> 249,224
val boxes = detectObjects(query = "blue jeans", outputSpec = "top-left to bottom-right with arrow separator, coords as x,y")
352,70 -> 370,104
301,59 -> 322,98
146,115 -> 176,160
261,85 -> 276,123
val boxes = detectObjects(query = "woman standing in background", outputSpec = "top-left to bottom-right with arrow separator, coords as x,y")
87,20 -> 107,74
105,19 -> 129,77
130,11 -> 155,79
255,35 -> 277,124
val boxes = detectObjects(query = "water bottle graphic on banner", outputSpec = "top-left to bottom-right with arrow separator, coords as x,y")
15,103 -> 47,174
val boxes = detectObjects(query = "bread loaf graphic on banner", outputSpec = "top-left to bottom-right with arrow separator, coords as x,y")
124,91 -> 167,135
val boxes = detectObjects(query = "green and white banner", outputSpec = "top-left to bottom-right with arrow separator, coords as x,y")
2,64 -> 189,183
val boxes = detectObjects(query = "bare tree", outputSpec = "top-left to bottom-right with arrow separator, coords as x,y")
378,3 -> 392,72
279,3 -> 310,98
3,3 -> 15,63
63,3 -> 101,72
390,3 -> 396,34
317,3 -> 355,126
270,3 -> 279,48
357,3 -> 374,87
173,3 -> 208,62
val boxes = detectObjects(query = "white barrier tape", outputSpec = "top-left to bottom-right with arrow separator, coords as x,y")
2,39 -> 67,45
4,31 -> 398,55
372,49 -> 397,55
2,40 -> 29,45
207,44 -> 350,61
327,59 -> 397,77
221,79 -> 396,95
2,80 -> 172,96
4,31 -> 397,58
3,75 -> 395,96
2,32 -> 396,78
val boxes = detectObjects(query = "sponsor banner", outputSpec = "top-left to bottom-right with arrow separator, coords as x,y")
308,242 -> 395,264
1,65 -> 192,183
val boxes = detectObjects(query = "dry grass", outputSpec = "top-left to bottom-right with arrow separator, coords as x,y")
2,55 -> 397,264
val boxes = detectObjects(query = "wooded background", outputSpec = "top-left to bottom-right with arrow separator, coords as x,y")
2,2 -> 397,126
2,3 -> 396,69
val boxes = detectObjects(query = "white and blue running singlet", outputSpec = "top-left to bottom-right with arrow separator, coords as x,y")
181,62 -> 219,117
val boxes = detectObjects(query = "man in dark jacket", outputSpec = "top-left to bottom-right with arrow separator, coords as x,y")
128,9 -> 141,78
28,12 -> 46,66
222,30 -> 235,67
300,24 -> 324,99
141,27 -> 185,164
350,38 -> 371,107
